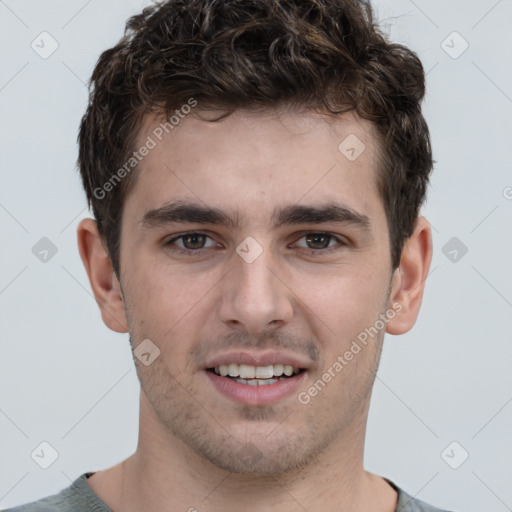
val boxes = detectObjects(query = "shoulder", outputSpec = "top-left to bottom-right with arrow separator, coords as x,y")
387,479 -> 455,512
1,473 -> 111,512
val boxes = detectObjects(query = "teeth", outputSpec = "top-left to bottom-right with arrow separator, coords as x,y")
283,365 -> 293,376
239,364 -> 256,379
212,363 -> 301,379
234,377 -> 285,386
273,364 -> 284,376
255,365 -> 274,379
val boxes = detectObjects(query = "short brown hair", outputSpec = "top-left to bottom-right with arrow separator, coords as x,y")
78,0 -> 433,276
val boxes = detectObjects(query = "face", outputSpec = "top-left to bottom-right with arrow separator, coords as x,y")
117,108 -> 397,475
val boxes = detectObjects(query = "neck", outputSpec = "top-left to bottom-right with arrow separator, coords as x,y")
88,392 -> 397,512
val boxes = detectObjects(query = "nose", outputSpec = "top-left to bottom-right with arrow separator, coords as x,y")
218,244 -> 294,335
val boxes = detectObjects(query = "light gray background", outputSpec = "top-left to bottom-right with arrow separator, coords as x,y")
1,0 -> 511,510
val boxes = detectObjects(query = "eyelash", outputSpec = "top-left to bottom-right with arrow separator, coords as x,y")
164,231 -> 347,256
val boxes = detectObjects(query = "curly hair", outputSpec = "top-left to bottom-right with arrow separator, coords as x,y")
78,0 -> 433,276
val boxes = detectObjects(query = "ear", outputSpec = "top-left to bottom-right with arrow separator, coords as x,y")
386,216 -> 433,335
77,218 -> 128,333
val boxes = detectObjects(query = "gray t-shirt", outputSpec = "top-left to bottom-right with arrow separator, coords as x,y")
2,473 -> 454,511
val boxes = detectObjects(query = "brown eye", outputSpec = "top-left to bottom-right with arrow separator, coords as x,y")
304,233 -> 333,249
293,232 -> 346,254
181,233 -> 207,250
166,232 -> 218,252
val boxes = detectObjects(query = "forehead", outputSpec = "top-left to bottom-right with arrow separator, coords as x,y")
125,107 -> 383,226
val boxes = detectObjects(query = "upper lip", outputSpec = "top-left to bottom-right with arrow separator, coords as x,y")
205,350 -> 311,370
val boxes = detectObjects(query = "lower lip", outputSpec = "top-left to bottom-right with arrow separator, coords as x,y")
205,370 -> 307,406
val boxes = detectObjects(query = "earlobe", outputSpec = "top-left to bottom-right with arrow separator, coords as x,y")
386,217 -> 433,335
77,218 -> 129,333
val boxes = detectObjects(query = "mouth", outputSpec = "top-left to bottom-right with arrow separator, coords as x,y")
207,363 -> 304,386
205,362 -> 307,405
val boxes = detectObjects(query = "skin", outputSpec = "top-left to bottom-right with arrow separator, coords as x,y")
78,107 -> 432,512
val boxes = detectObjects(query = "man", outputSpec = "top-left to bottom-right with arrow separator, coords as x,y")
4,0 -> 454,510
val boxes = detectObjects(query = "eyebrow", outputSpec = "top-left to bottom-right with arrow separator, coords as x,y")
139,200 -> 370,231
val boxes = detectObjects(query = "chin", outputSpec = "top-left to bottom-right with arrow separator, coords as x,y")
179,421 -> 328,477
201,441 -> 314,476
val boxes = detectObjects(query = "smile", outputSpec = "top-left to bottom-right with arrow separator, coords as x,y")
206,364 -> 306,405
209,363 -> 302,386
211,363 -> 300,380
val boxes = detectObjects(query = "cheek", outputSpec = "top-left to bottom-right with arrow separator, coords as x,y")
122,260 -> 221,346
129,258 -> 207,307
292,262 -> 388,338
